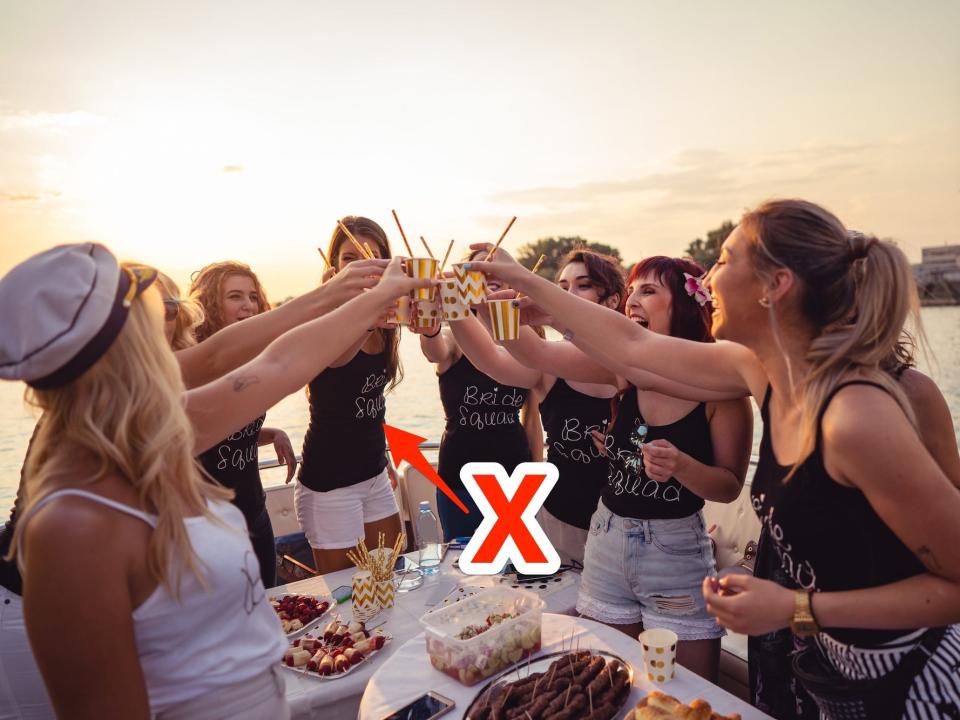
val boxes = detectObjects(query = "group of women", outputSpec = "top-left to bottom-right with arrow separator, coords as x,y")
0,200 -> 957,720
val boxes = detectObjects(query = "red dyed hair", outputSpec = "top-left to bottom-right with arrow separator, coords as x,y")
626,256 -> 713,342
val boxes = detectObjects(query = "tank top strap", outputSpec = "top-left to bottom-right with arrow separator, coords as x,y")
814,379 -> 891,450
22,489 -> 157,528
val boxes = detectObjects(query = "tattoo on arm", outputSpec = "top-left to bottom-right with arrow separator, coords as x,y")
232,375 -> 261,392
915,545 -> 942,573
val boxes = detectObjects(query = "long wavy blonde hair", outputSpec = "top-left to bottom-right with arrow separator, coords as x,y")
156,272 -> 204,351
741,199 -> 921,476
11,282 -> 233,594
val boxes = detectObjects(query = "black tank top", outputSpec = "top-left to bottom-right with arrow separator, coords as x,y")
601,388 -> 713,520
539,379 -> 611,529
751,381 -> 926,645
198,414 -> 266,529
298,349 -> 389,492
437,355 -> 531,491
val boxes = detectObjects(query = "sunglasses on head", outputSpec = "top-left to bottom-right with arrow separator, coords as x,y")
162,298 -> 181,322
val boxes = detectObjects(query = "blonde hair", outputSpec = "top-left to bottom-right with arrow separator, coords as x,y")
189,261 -> 271,342
156,272 -> 204,351
10,286 -> 233,594
740,199 -> 921,476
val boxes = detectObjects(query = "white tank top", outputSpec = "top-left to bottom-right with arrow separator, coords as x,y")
20,489 -> 288,712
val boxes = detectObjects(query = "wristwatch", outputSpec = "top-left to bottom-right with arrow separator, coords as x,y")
790,590 -> 820,637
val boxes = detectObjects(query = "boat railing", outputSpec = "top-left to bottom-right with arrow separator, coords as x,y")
258,443 -> 759,473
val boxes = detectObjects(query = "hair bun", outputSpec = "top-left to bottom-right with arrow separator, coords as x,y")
847,231 -> 878,262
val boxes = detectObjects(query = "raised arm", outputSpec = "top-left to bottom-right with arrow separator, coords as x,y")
187,259 -> 431,453
176,258 -> 390,388
448,313 -> 543,390
468,245 -> 765,397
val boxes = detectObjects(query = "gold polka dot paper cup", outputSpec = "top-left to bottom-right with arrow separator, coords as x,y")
439,279 -> 469,322
415,299 -> 442,328
386,296 -> 410,326
451,263 -> 488,305
639,628 -> 678,683
487,298 -> 520,341
406,257 -> 438,302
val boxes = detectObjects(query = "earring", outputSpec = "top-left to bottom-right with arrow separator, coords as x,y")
758,297 -> 771,308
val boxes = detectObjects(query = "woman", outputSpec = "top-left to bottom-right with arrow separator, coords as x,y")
750,333 -> 960,720
469,200 -> 960,717
295,217 -> 403,574
155,272 -> 203,351
0,243 -> 429,719
480,255 -> 752,681
190,261 -> 298,587
0,253 -> 392,720
413,248 -> 537,541
442,248 -> 625,559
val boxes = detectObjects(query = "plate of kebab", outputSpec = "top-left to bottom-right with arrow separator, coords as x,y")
465,649 -> 632,720
280,617 -> 391,681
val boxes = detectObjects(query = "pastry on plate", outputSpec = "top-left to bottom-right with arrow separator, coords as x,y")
625,691 -> 741,720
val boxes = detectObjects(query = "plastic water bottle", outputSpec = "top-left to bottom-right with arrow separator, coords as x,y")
416,501 -> 442,575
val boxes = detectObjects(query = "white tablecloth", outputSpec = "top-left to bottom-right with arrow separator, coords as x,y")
358,613 -> 772,720
275,554 -> 580,720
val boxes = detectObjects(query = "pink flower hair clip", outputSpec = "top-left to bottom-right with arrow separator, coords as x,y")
683,272 -> 712,306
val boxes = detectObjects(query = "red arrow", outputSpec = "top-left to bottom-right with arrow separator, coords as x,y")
383,424 -> 469,515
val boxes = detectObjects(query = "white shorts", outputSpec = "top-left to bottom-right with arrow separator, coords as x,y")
294,469 -> 399,550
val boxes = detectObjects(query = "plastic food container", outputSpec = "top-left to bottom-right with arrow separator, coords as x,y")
420,586 -> 544,686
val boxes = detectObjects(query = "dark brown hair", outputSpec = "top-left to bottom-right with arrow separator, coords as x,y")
325,216 -> 403,391
556,248 -> 626,311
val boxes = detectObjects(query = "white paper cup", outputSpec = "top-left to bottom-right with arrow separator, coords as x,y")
487,298 -> 520,341
386,296 -> 410,326
351,570 -> 380,622
415,299 -> 442,328
440,278 -> 470,322
639,628 -> 678,682
407,257 -> 438,301
452,263 -> 488,305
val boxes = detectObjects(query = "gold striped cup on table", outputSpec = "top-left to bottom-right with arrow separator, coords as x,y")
451,263 -> 487,305
406,257 -> 438,302
488,298 -> 520,341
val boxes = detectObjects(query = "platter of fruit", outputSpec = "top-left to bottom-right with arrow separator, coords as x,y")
270,593 -> 333,637
280,618 -> 391,681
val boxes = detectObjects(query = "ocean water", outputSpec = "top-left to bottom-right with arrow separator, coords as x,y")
2,307 -> 958,516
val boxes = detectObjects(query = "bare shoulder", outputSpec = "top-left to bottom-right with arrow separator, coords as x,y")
23,475 -> 148,563
822,382 -> 908,440
898,367 -> 947,408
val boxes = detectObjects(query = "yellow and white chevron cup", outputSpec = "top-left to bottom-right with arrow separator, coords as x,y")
452,263 -> 488,306
406,257 -> 438,302
351,570 -> 381,622
373,578 -> 395,610
439,279 -> 469,322
386,295 -> 410,326
488,298 -> 520,341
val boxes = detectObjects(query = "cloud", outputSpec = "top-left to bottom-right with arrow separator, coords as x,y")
0,110 -> 105,132
0,191 -> 61,202
222,164 -> 245,173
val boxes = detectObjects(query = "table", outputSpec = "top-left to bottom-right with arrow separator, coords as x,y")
358,613 -> 772,720
275,554 -> 580,720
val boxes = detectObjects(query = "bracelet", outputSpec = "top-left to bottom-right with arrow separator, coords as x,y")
423,328 -> 441,338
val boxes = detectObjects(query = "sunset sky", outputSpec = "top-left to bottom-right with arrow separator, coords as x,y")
1,0 -> 958,297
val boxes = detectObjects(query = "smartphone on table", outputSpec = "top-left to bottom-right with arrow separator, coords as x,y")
381,691 -> 455,720
330,584 -> 352,604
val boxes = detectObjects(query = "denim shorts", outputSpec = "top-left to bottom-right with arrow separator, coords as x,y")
576,500 -> 724,641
